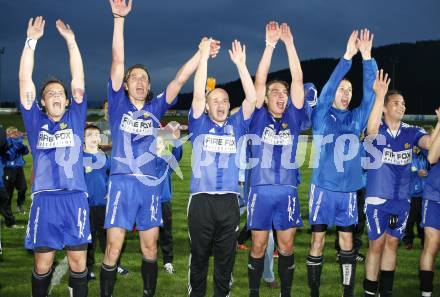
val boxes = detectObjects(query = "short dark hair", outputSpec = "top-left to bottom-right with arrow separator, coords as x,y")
123,64 -> 152,102
84,124 -> 101,134
384,89 -> 402,105
40,76 -> 68,100
266,80 -> 289,96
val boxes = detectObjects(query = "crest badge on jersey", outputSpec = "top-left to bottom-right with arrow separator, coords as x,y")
60,122 -> 67,129
282,123 -> 288,129
404,143 -> 410,149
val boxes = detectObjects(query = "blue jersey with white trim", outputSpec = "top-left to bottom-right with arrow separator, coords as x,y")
423,162 -> 440,202
248,104 -> 311,186
107,79 -> 176,177
83,151 -> 110,206
20,97 -> 87,194
410,151 -> 429,196
366,121 -> 427,200
189,108 -> 250,194
310,58 -> 378,192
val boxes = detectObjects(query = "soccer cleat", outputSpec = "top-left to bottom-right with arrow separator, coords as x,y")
117,265 -> 129,276
164,263 -> 175,274
356,253 -> 366,263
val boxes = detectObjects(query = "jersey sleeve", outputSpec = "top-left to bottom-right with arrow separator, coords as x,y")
312,58 -> 352,129
20,100 -> 44,151
231,107 -> 250,135
286,100 -> 312,132
68,93 -> 87,125
412,126 -> 428,146
107,78 -> 126,120
148,90 -> 177,120
188,108 -> 208,140
351,59 -> 379,132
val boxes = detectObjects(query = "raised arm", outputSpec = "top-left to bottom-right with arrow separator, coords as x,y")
427,108 -> 440,164
367,70 -> 390,135
254,21 -> 281,108
19,17 -> 45,110
419,108 -> 440,151
56,20 -> 84,103
166,40 -> 220,104
109,0 -> 132,91
229,40 -> 256,120
191,38 -> 212,118
312,31 -> 357,125
355,29 -> 378,127
280,23 -> 304,109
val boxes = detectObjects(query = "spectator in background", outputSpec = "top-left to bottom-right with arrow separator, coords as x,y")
156,122 -> 183,274
0,124 -> 17,228
402,146 -> 429,250
4,126 -> 29,215
93,100 -> 112,154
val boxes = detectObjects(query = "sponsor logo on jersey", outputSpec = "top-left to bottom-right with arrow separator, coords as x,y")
119,113 -> 153,135
203,135 -> 236,153
261,127 -> 292,145
382,148 -> 412,166
36,129 -> 75,149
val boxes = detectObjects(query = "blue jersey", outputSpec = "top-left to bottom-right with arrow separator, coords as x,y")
83,151 -> 110,206
158,145 -> 183,202
6,136 -> 29,168
311,58 -> 378,192
424,162 -> 440,202
107,79 -> 176,177
366,121 -> 427,201
20,98 -> 87,194
189,108 -> 250,194
248,104 -> 311,187
410,151 -> 429,196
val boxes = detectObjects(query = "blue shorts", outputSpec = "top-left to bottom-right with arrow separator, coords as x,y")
247,185 -> 302,230
25,191 -> 91,251
308,184 -> 357,228
421,199 -> 440,230
364,198 -> 410,240
104,175 -> 161,231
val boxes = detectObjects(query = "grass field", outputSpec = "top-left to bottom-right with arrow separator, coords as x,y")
0,118 -> 439,296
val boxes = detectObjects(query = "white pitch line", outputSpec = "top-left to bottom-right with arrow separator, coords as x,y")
48,256 -> 69,295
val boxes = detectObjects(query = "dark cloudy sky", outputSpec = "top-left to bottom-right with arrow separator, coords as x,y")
1,0 -> 439,106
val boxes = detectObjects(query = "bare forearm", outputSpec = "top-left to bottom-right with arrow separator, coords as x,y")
19,47 -> 36,107
428,130 -> 440,164
367,96 -> 384,135
111,18 -> 125,88
19,47 -> 34,81
67,40 -> 85,92
255,46 -> 275,107
237,63 -> 256,105
174,51 -> 201,86
192,58 -> 208,114
112,18 -> 125,64
285,41 -> 303,85
285,41 -> 304,108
